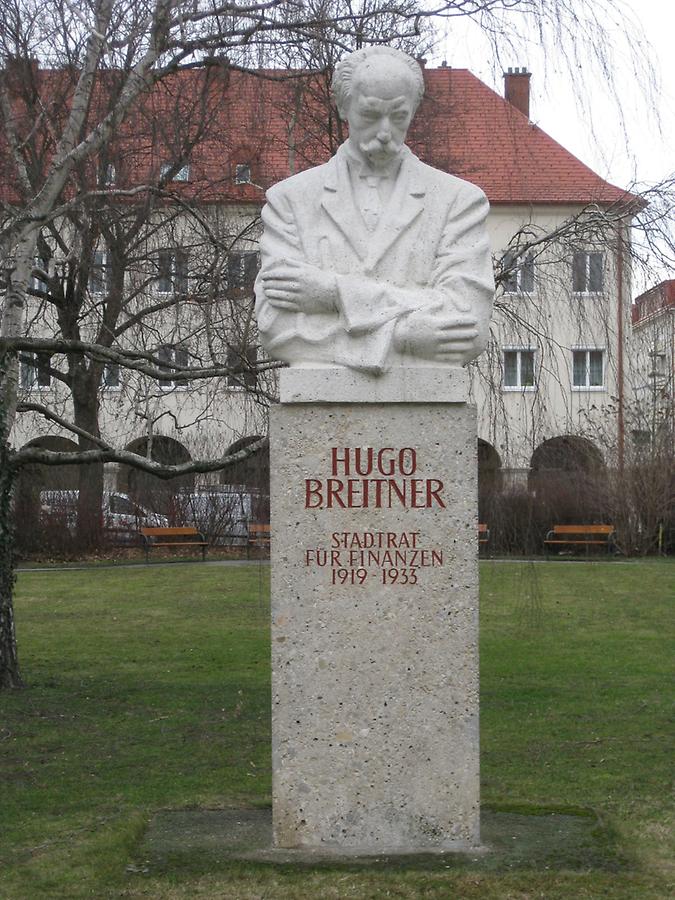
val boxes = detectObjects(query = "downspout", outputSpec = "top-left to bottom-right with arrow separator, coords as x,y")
616,226 -> 625,472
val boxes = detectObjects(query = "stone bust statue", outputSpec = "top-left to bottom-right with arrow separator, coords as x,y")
254,46 -> 494,375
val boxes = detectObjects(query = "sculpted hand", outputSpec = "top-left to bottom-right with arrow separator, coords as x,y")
262,258 -> 337,314
394,304 -> 479,363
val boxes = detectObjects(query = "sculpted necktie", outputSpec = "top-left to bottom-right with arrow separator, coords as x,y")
360,174 -> 383,232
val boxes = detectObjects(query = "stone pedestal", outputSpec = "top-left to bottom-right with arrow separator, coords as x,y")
270,368 -> 480,854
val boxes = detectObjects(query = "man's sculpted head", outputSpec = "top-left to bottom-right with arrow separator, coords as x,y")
332,47 -> 424,169
332,47 -> 425,117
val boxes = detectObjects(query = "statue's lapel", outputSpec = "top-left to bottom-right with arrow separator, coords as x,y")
364,157 -> 426,272
320,154 -> 368,261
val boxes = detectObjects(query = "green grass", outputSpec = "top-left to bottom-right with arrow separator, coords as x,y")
0,560 -> 672,898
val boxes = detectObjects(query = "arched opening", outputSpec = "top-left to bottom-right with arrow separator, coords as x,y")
477,439 -> 502,524
14,436 -> 80,554
530,435 -> 604,474
529,435 -> 606,523
219,435 -> 269,523
119,436 -> 194,515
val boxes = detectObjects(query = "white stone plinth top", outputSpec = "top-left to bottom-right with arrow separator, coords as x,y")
254,46 -> 494,376
280,366 -> 469,404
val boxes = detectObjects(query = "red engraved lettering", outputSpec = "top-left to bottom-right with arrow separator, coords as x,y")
427,479 -> 446,508
399,448 -> 417,475
377,448 -> 396,476
354,448 -> 373,476
372,479 -> 386,508
327,478 -> 347,508
331,448 -> 350,476
347,479 -> 364,508
410,478 -> 425,507
388,479 -> 407,506
305,479 -> 323,508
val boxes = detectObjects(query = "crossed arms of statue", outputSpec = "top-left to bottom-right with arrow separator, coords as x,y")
255,176 -> 495,369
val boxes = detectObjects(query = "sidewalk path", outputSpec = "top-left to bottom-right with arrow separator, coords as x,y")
17,559 -> 271,574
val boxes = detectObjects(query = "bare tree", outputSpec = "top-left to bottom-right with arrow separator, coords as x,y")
0,0 -> 434,689
0,0 -> 476,689
6,64 -> 275,550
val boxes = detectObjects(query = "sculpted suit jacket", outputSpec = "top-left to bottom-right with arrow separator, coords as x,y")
255,143 -> 495,374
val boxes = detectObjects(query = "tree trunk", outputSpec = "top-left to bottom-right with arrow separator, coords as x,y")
0,242 -> 33,690
76,460 -> 104,551
72,372 -> 104,551
0,438 -> 23,689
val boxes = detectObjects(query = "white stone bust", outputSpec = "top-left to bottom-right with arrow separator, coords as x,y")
254,46 -> 494,375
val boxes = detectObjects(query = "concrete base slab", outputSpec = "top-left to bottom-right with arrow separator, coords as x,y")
139,806 -> 624,872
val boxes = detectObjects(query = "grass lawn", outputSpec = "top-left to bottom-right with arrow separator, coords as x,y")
0,559 -> 672,899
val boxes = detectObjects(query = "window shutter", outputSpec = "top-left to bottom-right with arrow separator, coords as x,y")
572,252 -> 586,293
589,253 -> 604,292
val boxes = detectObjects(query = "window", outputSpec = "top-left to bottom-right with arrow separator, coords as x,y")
502,251 -> 535,294
235,164 -> 251,184
572,349 -> 604,388
226,343 -> 257,390
104,163 -> 116,186
648,351 -> 666,378
631,429 -> 651,448
160,162 -> 190,182
227,251 -> 259,289
103,363 -> 120,389
89,250 -> 108,295
572,251 -> 604,294
157,249 -> 189,295
20,352 -> 51,389
503,349 -> 535,389
157,344 -> 189,390
31,257 -> 49,292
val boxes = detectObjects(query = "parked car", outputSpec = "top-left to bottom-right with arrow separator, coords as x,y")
39,490 -> 168,542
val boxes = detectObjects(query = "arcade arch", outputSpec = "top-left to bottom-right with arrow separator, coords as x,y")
529,435 -> 606,522
118,435 -> 193,513
219,435 -> 269,522
14,436 -> 80,551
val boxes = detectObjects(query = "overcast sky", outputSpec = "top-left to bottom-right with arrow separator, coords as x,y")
435,0 -> 674,192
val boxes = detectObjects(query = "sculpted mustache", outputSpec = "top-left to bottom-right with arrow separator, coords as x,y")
360,137 -> 398,155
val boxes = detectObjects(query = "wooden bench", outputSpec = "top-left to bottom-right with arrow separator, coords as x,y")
247,523 -> 270,558
478,523 -> 490,553
544,524 -> 615,557
140,526 -> 208,562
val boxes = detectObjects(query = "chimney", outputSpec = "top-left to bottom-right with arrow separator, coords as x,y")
503,67 -> 531,118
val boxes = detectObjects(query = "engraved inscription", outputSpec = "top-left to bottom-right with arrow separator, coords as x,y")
303,447 -> 446,585
305,446 -> 445,510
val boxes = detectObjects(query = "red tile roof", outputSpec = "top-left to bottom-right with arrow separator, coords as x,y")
0,65 -> 633,209
632,280 -> 675,325
417,68 -> 630,206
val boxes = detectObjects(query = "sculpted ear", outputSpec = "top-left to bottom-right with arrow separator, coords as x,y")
335,98 -> 349,121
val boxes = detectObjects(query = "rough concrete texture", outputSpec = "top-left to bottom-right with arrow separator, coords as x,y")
270,401 -> 479,853
280,366 -> 469,404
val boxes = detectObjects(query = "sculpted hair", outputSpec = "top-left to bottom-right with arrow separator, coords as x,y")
332,46 -> 425,117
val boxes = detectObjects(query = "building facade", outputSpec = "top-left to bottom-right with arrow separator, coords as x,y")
7,64 -> 639,522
